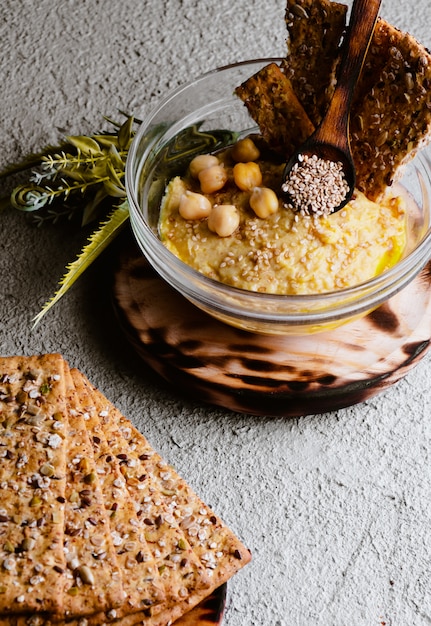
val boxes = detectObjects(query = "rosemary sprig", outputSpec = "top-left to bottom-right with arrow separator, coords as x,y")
6,117 -> 134,223
1,114 -> 238,327
1,115 -> 137,327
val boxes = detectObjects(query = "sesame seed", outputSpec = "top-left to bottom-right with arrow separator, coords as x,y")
282,154 -> 350,216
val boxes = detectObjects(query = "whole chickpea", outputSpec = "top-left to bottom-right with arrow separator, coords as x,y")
231,137 -> 260,163
198,164 -> 228,194
189,154 -> 220,179
208,204 -> 240,237
233,162 -> 262,191
179,191 -> 212,220
249,187 -> 279,218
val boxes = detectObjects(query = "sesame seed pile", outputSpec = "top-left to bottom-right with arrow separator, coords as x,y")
282,154 -> 350,216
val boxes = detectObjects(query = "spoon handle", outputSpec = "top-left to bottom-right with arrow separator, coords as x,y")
314,0 -> 382,149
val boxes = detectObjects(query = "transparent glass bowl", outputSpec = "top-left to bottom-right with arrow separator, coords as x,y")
126,59 -> 431,336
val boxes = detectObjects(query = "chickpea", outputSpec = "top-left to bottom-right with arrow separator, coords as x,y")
231,137 -> 260,163
208,204 -> 240,237
198,164 -> 228,194
233,162 -> 262,191
189,154 -> 220,179
179,191 -> 212,220
249,187 -> 279,218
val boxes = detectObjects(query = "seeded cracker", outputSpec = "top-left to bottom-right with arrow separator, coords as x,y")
110,434 -> 252,626
67,369 -> 165,623
0,354 -> 67,616
72,371 -> 213,624
235,62 -> 315,155
236,2 -> 431,202
60,367 -> 125,617
281,0 -> 347,126
349,18 -> 431,199
75,372 -> 251,626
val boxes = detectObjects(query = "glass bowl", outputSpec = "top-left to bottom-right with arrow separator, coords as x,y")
126,59 -> 431,336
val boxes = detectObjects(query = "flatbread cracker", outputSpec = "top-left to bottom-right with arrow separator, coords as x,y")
108,425 -> 252,626
60,367 -> 125,618
112,422 -> 252,594
350,18 -> 431,199
235,62 -> 315,155
0,354 -> 67,616
0,362 -> 250,626
237,5 -> 431,201
74,376 -> 250,626
282,0 -> 347,125
68,370 -> 165,622
75,372 -> 250,626
72,371 -> 212,621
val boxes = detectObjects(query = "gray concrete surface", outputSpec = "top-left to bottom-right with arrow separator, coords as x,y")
1,1 -> 431,624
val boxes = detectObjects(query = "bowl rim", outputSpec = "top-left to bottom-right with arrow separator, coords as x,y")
126,58 -> 283,213
126,58 -> 431,318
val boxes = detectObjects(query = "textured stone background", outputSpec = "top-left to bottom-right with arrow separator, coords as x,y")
1,1 -> 431,624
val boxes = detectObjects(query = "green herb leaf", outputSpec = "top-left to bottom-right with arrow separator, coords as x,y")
92,134 -> 120,149
32,202 -> 130,328
118,116 -> 134,151
106,160 -> 125,189
103,179 -> 126,198
11,185 -> 50,211
81,186 -> 109,227
66,135 -> 102,156
108,143 -> 124,169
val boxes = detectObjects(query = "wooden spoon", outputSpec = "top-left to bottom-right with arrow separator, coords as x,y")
282,0 -> 382,215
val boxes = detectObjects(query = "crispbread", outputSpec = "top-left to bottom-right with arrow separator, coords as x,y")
0,354 -> 67,616
235,62 -> 315,155
107,422 -> 252,626
75,372 -> 250,626
282,0 -> 347,125
237,3 -> 431,202
350,18 -> 431,199
0,361 -> 251,626
68,369 -> 165,622
72,371 -> 212,621
112,418 -> 252,594
60,367 -> 125,618
73,381 -> 251,626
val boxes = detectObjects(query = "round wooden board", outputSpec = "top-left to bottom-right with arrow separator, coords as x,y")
113,248 -> 431,417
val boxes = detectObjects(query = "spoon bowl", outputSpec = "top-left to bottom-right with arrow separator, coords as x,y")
282,0 -> 382,215
282,138 -> 356,214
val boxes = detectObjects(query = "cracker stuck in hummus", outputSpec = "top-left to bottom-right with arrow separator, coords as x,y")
158,0 -> 431,296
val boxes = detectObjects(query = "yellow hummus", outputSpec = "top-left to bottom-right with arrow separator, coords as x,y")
159,144 -> 407,295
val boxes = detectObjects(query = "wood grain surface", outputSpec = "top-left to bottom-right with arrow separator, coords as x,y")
113,243 -> 431,417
